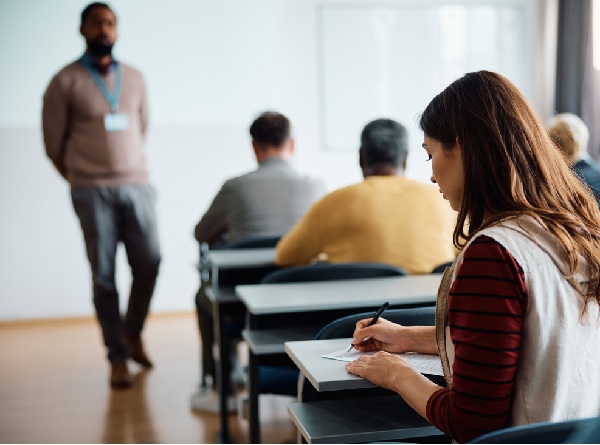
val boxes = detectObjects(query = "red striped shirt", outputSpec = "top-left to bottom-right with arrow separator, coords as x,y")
426,235 -> 528,443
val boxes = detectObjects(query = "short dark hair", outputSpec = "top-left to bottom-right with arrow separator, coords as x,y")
81,2 -> 115,26
249,112 -> 291,147
359,118 -> 408,167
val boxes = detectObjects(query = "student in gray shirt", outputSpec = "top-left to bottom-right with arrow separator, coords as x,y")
191,111 -> 325,412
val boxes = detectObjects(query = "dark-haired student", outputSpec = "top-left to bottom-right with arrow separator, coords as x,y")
191,111 -> 325,412
346,71 -> 600,443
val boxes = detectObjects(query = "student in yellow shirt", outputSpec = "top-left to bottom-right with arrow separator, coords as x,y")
276,118 -> 456,274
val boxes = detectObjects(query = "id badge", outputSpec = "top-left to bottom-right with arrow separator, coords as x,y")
104,113 -> 129,132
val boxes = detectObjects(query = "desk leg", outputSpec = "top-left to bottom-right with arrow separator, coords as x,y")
297,430 -> 307,444
214,301 -> 232,443
296,377 -> 308,444
248,350 -> 260,443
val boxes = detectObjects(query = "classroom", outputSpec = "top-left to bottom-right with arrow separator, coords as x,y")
1,0 -> 599,443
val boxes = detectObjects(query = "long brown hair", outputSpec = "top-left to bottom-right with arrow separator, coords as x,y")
419,70 -> 600,309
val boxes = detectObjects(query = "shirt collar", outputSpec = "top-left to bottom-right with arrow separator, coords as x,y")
81,52 -> 118,75
258,156 -> 291,168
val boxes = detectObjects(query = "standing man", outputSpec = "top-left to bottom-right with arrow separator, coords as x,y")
42,2 -> 161,389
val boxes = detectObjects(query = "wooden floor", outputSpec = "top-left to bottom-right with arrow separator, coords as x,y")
0,312 -> 296,444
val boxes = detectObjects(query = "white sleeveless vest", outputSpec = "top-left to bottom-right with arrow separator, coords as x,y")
435,215 -> 600,426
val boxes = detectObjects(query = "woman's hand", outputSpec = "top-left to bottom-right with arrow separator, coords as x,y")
351,317 -> 413,353
346,350 -> 443,419
345,351 -> 412,391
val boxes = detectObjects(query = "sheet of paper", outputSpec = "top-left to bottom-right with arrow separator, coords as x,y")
322,347 -> 444,376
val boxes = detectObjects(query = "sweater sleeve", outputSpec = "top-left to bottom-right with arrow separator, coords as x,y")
42,73 -> 70,179
139,73 -> 148,140
426,235 -> 527,443
194,182 -> 230,244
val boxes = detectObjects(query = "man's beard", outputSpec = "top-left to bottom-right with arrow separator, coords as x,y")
88,41 -> 113,57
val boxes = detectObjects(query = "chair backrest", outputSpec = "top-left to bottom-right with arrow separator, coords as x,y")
260,262 -> 407,284
228,234 -> 282,249
315,306 -> 435,340
431,260 -> 453,274
566,415 -> 600,443
469,417 -> 596,444
198,235 -> 282,286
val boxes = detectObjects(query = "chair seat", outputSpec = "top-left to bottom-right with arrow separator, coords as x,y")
259,365 -> 299,396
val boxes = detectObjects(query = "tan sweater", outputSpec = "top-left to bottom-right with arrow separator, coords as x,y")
275,176 -> 456,274
42,59 -> 149,187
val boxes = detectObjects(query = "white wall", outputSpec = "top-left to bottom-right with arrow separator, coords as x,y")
0,0 -> 552,320
0,0 -> 361,321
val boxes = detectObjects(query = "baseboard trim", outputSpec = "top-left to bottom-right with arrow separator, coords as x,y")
0,310 -> 195,327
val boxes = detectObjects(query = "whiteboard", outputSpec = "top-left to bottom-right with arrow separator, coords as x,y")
318,0 -> 536,181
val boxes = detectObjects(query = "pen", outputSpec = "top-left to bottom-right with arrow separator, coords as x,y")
346,301 -> 391,352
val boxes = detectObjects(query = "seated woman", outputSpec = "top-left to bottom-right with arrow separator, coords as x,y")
346,71 -> 600,443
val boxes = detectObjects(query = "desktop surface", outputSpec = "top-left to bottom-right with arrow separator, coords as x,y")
208,248 -> 276,269
237,274 -> 442,315
286,338 -> 376,391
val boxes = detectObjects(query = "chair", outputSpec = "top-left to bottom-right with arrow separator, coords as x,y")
566,415 -> 600,443
431,260 -> 453,274
470,417 -> 600,444
315,306 -> 435,340
261,261 -> 408,284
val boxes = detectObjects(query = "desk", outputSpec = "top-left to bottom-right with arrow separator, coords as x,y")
209,248 -> 276,294
243,326 -> 321,355
285,337 -> 443,443
207,248 -> 276,444
238,274 -> 441,315
285,338 -> 375,391
238,274 -> 441,443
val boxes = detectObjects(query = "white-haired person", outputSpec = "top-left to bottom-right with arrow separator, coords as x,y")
547,112 -> 600,205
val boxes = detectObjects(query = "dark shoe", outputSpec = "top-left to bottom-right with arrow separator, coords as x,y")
123,333 -> 153,368
110,361 -> 132,389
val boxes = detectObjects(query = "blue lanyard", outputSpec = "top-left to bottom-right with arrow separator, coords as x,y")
79,55 -> 121,112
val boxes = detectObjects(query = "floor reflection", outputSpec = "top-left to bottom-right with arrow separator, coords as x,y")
101,368 -> 160,444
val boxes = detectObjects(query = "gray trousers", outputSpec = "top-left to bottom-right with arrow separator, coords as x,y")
71,184 -> 161,363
